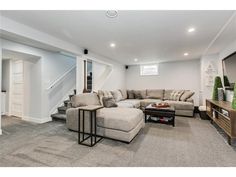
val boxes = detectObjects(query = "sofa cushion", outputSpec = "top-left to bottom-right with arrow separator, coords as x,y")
97,108 -> 144,132
102,97 -> 118,108
111,90 -> 123,102
98,90 -> 113,105
127,90 -> 135,99
119,89 -> 128,99
180,91 -> 195,101
146,89 -> 164,99
140,99 -> 162,108
164,100 -> 194,110
117,99 -> 141,108
71,93 -> 100,108
133,90 -> 147,99
170,90 -> 184,101
164,89 -> 174,100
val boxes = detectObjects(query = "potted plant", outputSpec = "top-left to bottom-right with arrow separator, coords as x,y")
212,76 -> 223,101
232,83 -> 236,109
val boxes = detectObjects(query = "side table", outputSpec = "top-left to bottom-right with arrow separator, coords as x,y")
78,105 -> 103,147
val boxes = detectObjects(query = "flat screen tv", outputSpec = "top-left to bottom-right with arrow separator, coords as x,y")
222,51 -> 236,90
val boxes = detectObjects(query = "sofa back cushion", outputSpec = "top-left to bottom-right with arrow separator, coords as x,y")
71,93 -> 101,108
119,89 -> 128,99
127,90 -> 135,99
146,89 -> 164,99
170,90 -> 185,101
102,97 -> 118,108
164,90 -> 174,100
111,90 -> 123,102
133,90 -> 147,99
180,91 -> 195,101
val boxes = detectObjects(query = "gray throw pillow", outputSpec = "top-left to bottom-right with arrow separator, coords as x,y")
133,90 -> 143,99
180,91 -> 195,101
102,97 -> 118,108
127,90 -> 135,99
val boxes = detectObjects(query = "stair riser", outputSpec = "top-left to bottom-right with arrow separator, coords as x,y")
58,110 -> 66,114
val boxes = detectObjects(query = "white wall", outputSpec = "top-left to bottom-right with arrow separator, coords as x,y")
1,59 -> 10,113
86,53 -> 126,91
126,59 -> 200,105
1,39 -> 76,122
200,39 -> 236,104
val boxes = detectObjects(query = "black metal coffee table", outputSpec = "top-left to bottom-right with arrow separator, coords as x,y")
144,104 -> 175,127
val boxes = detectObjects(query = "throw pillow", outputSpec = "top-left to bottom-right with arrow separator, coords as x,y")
170,90 -> 184,101
127,90 -> 135,99
102,97 -> 118,108
111,90 -> 123,102
133,90 -> 143,99
97,90 -> 113,106
180,91 -> 195,101
119,89 -> 128,99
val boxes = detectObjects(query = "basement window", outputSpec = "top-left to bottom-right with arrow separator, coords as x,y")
140,64 -> 159,76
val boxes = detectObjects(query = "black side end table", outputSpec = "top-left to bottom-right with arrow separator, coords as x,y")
78,105 -> 103,147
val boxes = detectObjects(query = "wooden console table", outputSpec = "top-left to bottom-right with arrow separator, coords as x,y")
206,99 -> 236,145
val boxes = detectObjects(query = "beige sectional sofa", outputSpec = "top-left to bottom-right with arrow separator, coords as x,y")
66,89 -> 195,143
67,93 -> 145,143
113,89 -> 194,117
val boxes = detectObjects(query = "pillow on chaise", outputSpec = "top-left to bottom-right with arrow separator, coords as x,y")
111,90 -> 123,102
180,91 -> 195,101
102,97 -> 118,108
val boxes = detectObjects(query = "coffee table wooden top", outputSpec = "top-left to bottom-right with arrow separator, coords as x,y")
145,104 -> 175,112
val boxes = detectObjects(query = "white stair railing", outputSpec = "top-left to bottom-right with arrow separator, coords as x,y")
47,65 -> 76,91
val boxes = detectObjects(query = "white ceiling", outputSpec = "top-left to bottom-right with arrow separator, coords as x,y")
1,10 -> 236,65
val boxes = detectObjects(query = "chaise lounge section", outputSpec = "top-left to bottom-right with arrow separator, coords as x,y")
66,93 -> 145,143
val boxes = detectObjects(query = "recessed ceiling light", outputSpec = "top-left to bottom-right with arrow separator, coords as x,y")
106,10 -> 118,18
110,43 -> 116,48
134,58 -> 138,62
188,28 -> 195,33
184,53 -> 189,56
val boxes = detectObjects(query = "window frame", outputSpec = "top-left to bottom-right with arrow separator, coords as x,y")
140,64 -> 159,76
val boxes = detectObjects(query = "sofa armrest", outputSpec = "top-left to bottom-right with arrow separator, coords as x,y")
66,108 -> 80,131
186,98 -> 194,104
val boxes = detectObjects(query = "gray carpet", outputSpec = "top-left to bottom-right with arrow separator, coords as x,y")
0,115 -> 236,167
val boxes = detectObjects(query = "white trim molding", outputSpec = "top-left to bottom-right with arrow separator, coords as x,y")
0,129 -> 2,135
22,116 -> 52,124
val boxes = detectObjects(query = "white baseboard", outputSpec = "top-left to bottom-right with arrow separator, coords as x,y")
22,116 -> 52,124
0,128 -> 2,135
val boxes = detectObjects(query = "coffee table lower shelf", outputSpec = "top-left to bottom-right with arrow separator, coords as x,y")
144,104 -> 175,127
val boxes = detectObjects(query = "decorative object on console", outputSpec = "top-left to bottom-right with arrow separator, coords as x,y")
217,88 -> 225,101
232,83 -> 236,109
205,61 -> 217,87
224,75 -> 230,87
212,76 -> 223,101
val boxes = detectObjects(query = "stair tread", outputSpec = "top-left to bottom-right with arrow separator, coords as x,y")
58,106 -> 68,111
51,113 -> 66,120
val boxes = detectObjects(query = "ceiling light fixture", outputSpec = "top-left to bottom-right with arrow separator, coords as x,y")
110,43 -> 116,48
134,58 -> 138,62
184,53 -> 189,56
106,10 -> 118,18
188,27 -> 195,33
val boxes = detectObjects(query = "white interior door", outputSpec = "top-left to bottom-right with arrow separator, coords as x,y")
10,60 -> 24,118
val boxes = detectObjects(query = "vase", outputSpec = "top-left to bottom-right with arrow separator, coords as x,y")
217,88 -> 224,101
